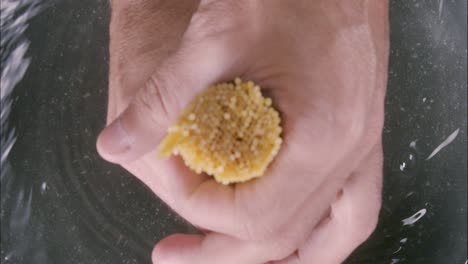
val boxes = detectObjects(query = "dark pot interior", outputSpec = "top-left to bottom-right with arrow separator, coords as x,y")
1,1 -> 466,263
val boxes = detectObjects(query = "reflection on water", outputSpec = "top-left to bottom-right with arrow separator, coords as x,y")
1,0 -> 466,264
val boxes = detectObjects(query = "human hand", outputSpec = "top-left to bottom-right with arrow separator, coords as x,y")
97,1 -> 389,263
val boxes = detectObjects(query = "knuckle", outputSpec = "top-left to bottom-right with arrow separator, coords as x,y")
239,213 -> 278,242
352,166 -> 383,243
235,189 -> 291,242
362,215 -> 380,242
140,77 -> 163,111
367,109 -> 385,145
354,202 -> 381,243
296,106 -> 335,145
334,108 -> 365,144
134,76 -> 171,125
237,207 -> 286,243
259,238 -> 299,261
238,196 -> 294,244
238,223 -> 300,261
188,0 -> 260,42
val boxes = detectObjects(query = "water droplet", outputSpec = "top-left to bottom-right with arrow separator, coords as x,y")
399,162 -> 406,171
394,150 -> 418,173
393,246 -> 402,254
402,208 -> 427,226
41,182 -> 48,194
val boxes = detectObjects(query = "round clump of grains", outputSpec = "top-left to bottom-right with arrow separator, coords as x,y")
158,78 -> 282,185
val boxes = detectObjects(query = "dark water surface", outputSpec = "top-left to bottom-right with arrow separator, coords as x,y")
1,0 -> 466,263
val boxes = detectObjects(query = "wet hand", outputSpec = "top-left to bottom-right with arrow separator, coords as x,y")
97,1 -> 389,263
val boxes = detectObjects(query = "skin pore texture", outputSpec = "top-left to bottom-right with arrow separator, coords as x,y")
96,1 -> 389,263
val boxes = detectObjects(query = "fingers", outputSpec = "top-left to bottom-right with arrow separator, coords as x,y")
97,36 -> 235,164
230,110 -> 377,242
150,170 -> 347,264
149,144 -> 381,264
273,144 -> 383,264
152,233 -> 273,264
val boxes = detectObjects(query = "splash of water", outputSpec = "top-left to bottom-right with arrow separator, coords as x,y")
426,128 -> 460,160
392,246 -> 402,254
402,208 -> 427,226
1,0 -> 46,262
1,0 -> 43,167
438,0 -> 445,18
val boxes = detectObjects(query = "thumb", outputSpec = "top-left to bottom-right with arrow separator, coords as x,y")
96,41 -> 231,164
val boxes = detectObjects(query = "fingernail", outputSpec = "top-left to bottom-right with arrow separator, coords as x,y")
96,118 -> 133,161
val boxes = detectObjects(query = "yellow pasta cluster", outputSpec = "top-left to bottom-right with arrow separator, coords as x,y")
158,78 -> 282,184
